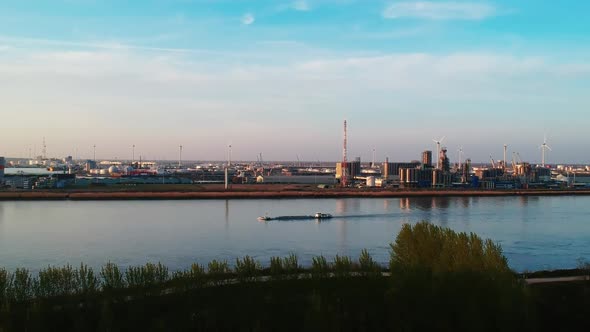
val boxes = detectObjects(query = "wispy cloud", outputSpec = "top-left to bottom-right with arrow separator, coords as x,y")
383,1 -> 496,20
241,13 -> 255,25
292,0 -> 310,11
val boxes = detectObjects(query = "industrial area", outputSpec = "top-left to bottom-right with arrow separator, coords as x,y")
0,122 -> 588,192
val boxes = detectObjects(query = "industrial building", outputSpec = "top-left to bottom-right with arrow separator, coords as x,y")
0,157 -> 5,185
256,175 -> 336,185
335,157 -> 361,180
422,151 -> 432,168
382,159 -> 421,180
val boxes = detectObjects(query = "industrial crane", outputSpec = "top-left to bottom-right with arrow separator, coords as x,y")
489,155 -> 495,169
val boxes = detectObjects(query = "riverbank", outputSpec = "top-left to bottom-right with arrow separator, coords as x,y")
1,184 -> 590,200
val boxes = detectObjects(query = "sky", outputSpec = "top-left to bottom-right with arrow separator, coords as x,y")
0,0 -> 589,163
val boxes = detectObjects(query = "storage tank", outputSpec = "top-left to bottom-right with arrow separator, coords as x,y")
366,176 -> 375,187
0,157 -> 5,184
99,169 -> 109,175
108,166 -> 120,174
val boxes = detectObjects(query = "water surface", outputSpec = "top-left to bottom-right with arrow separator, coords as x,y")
0,196 -> 589,272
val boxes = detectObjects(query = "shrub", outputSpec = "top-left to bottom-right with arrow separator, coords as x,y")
8,268 -> 34,302
358,249 -> 381,276
0,268 -> 9,305
35,265 -> 77,298
100,262 -> 125,290
235,256 -> 262,282
208,260 -> 230,285
333,255 -> 353,277
390,222 -> 510,274
283,253 -> 300,275
76,264 -> 99,295
311,255 -> 330,279
388,222 -> 530,331
173,263 -> 207,289
125,263 -> 169,288
269,257 -> 284,279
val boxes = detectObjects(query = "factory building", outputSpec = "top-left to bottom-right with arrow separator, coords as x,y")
432,169 -> 452,187
438,147 -> 450,172
335,157 -> 361,179
382,161 -> 421,180
399,168 -> 434,188
422,150 -> 432,168
256,175 -> 336,185
0,157 -> 5,185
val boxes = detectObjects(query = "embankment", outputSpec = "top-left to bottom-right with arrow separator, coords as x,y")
1,187 -> 590,200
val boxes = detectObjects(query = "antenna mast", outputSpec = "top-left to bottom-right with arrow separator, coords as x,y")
342,120 -> 348,187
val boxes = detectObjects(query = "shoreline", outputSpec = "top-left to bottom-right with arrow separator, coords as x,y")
2,187 -> 590,200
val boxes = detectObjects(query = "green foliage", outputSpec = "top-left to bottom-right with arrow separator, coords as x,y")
35,265 -> 77,298
269,256 -> 284,279
207,260 -> 230,285
8,268 -> 34,302
207,259 -> 230,275
387,222 -> 531,331
270,254 -> 300,280
0,268 -> 9,305
390,221 -> 510,274
76,263 -> 99,295
100,262 -> 125,290
283,253 -> 300,275
358,249 -> 381,276
235,256 -> 262,282
311,255 -> 330,279
333,255 -> 353,277
125,262 -> 169,288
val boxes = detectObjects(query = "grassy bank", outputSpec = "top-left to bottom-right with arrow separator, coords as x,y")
2,185 -> 590,200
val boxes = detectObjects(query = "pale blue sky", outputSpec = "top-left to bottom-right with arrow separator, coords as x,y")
0,0 -> 589,163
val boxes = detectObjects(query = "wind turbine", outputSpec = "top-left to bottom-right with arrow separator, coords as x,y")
539,135 -> 552,167
432,136 -> 445,169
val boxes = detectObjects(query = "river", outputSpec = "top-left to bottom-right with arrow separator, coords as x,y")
0,196 -> 589,272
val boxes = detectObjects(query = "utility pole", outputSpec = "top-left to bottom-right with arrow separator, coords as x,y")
503,144 -> 507,170
179,145 -> 183,167
93,145 -> 96,162
342,120 -> 348,187
132,144 -> 135,166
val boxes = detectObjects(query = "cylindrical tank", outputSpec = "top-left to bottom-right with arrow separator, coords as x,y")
0,156 -> 5,183
108,166 -> 120,174
366,176 -> 375,187
99,169 -> 109,175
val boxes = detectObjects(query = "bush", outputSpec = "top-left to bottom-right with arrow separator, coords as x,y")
390,222 -> 510,274
387,222 -> 531,331
35,265 -> 77,298
269,257 -> 284,279
311,256 -> 330,279
283,253 -> 300,277
125,262 -> 169,288
100,262 -> 125,290
235,256 -> 262,282
358,249 -> 381,276
333,255 -> 353,277
208,260 -> 230,285
8,268 -> 34,302
0,268 -> 9,305
76,263 -> 99,295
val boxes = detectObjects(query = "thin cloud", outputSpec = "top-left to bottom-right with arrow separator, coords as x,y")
383,1 -> 496,20
292,0 -> 310,11
241,13 -> 255,25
